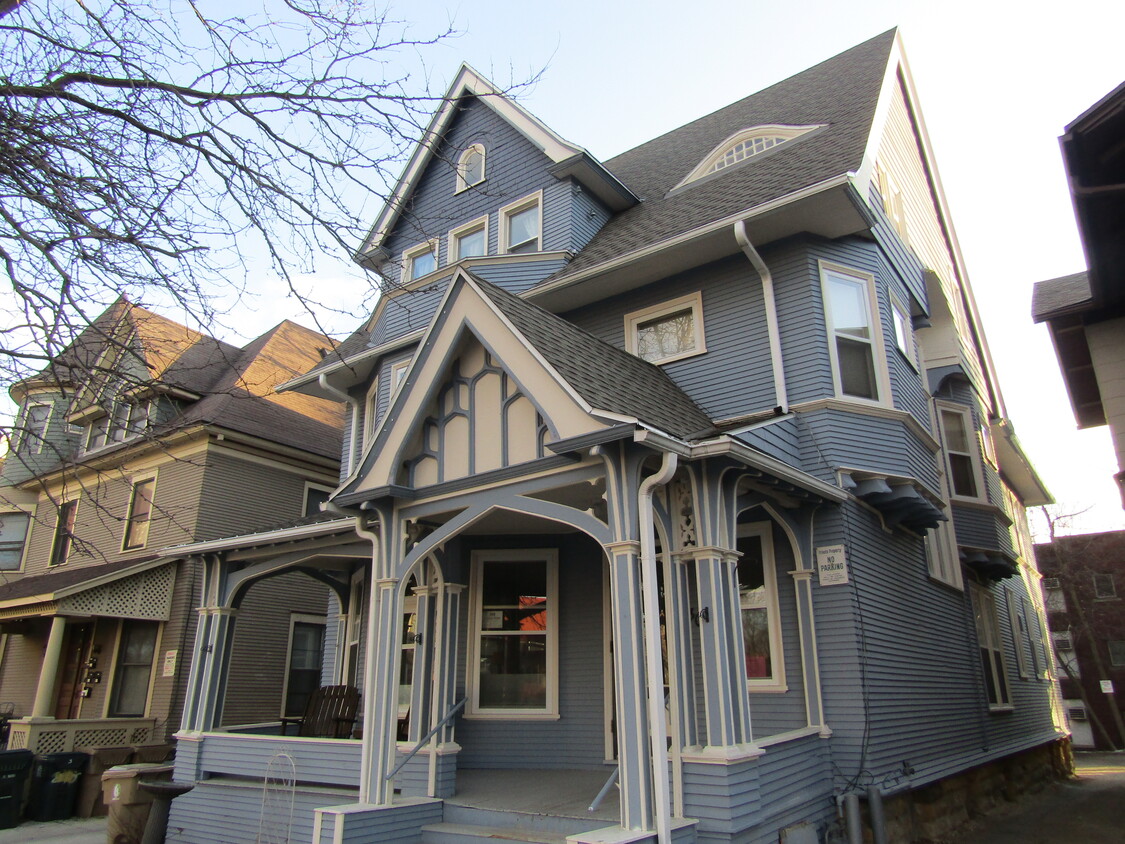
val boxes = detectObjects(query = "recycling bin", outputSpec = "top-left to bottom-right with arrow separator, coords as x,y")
101,763 -> 173,844
26,751 -> 89,821
74,745 -> 134,818
131,744 -> 175,764
0,750 -> 33,828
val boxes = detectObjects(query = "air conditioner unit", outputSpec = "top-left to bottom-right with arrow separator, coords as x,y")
1056,634 -> 1073,650
1068,707 -> 1088,722
1042,577 -> 1061,590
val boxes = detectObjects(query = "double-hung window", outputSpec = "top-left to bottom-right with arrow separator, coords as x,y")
122,476 -> 156,551
938,403 -> 985,500
109,620 -> 159,717
970,582 -> 1011,709
0,511 -> 30,571
283,615 -> 326,717
404,241 -> 438,282
821,264 -> 888,403
625,293 -> 706,365
1093,573 -> 1116,599
19,404 -> 51,454
50,499 -> 78,566
467,549 -> 558,717
500,193 -> 542,254
737,523 -> 785,691
449,215 -> 489,261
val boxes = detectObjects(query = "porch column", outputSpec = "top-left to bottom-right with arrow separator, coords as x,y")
430,584 -> 464,746
178,607 -> 212,731
406,585 -> 436,744
194,607 -> 238,732
692,548 -> 754,750
605,540 -> 654,831
666,552 -> 699,750
362,577 -> 403,805
31,616 -> 67,717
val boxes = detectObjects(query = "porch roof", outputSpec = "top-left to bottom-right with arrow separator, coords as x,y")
0,556 -> 175,620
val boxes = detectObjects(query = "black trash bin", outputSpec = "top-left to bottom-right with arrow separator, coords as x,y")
0,750 -> 33,829
27,751 -> 89,821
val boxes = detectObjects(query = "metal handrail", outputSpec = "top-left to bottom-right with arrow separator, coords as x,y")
588,766 -> 619,812
385,697 -> 467,780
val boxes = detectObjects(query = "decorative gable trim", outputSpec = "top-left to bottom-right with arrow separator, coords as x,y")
356,64 -> 636,266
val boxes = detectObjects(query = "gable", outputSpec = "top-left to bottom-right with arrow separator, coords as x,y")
343,274 -> 612,498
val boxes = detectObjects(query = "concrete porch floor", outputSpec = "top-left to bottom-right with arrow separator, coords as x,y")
449,768 -> 621,823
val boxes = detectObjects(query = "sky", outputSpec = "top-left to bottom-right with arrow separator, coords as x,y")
22,0 -> 1124,539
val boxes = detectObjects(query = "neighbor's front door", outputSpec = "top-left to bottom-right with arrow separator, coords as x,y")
54,621 -> 93,720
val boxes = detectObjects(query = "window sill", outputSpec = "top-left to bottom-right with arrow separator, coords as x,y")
988,705 -> 1015,715
747,683 -> 788,694
454,178 -> 486,195
641,347 -> 707,367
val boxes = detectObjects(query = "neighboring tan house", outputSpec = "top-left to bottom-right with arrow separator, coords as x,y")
1036,530 -> 1125,750
0,299 -> 342,753
1032,81 -> 1125,508
167,31 -> 1061,844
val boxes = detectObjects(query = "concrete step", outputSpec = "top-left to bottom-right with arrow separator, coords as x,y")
422,821 -> 570,844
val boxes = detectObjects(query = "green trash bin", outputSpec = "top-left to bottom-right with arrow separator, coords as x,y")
27,751 -> 89,821
0,750 -> 33,828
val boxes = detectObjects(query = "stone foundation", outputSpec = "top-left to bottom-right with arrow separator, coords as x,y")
870,739 -> 1073,843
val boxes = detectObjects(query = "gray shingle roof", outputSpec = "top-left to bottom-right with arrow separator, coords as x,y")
540,30 -> 896,285
1032,271 -> 1092,321
472,274 -> 717,441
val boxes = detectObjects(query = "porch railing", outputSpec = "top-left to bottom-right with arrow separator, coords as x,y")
385,697 -> 466,781
588,766 -> 619,812
7,716 -> 158,753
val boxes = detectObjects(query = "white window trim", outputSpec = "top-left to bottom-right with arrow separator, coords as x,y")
103,618 -> 162,719
875,161 -> 908,243
936,400 -> 987,503
389,358 -> 411,400
498,191 -> 543,255
970,582 -> 1013,711
455,143 -> 486,193
624,292 -> 707,365
49,494 -> 80,567
890,293 -> 917,369
280,613 -> 327,718
403,239 -> 439,282
465,548 -> 559,719
342,568 -> 366,686
1093,573 -> 1117,599
448,215 -> 490,262
819,261 -> 892,406
738,522 -> 787,693
0,509 -> 31,573
303,482 -> 334,517
674,124 -> 824,189
1008,593 -> 1030,680
19,402 -> 52,454
121,471 -> 158,552
364,377 -> 380,447
925,518 -> 963,590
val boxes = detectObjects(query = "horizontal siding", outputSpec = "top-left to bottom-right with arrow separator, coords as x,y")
455,533 -> 606,769
196,732 -> 362,786
222,571 -> 332,727
564,254 -> 775,421
734,417 -> 801,467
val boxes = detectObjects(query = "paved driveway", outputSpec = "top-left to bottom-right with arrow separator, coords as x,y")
950,752 -> 1125,843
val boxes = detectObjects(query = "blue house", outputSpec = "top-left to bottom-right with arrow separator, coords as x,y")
166,31 -> 1063,844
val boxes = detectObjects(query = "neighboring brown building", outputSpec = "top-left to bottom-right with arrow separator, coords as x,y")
1036,530 -> 1125,749
0,299 -> 343,752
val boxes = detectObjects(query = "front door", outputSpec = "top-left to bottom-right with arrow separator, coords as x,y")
54,621 -> 93,720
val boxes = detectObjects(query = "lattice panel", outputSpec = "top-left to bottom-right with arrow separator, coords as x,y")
130,727 -> 152,744
73,728 -> 129,746
7,731 -> 26,750
59,564 -> 174,620
36,731 -> 67,753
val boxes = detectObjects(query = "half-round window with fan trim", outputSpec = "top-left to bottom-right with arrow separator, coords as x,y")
673,124 -> 824,190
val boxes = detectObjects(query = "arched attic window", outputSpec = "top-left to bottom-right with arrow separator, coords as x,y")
455,144 -> 486,193
674,124 -> 824,190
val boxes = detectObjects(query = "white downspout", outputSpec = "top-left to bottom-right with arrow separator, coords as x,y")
639,452 -> 678,844
734,221 -> 788,414
319,373 -> 359,476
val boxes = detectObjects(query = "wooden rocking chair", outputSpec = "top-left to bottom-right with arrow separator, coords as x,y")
279,685 -> 360,738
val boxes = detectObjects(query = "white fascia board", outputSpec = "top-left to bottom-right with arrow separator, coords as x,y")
278,329 -> 424,395
357,63 -> 585,262
529,173 -> 854,299
159,518 -> 355,558
633,429 -> 847,502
